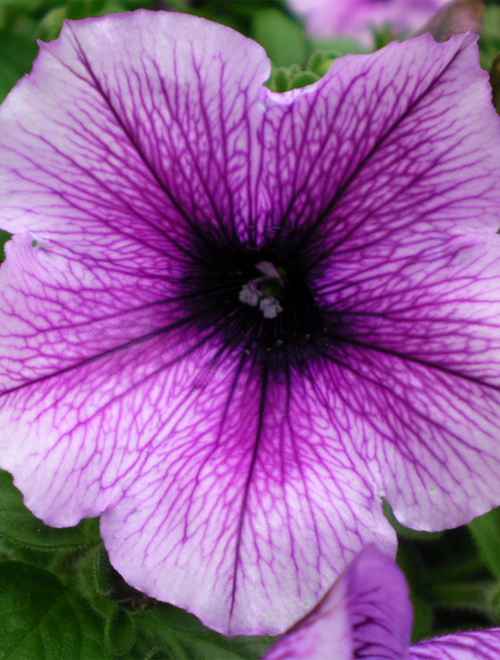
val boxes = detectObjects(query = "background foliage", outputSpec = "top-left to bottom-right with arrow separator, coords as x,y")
1,1 -> 500,658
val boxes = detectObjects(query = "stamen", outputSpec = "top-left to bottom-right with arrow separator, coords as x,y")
239,284 -> 260,307
259,297 -> 283,319
238,261 -> 285,318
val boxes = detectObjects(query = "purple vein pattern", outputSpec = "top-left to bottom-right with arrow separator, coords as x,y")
263,546 -> 500,660
0,10 -> 500,636
410,632 -> 500,660
288,0 -> 449,43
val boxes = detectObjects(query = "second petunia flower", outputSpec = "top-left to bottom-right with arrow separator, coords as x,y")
264,546 -> 500,660
0,10 -> 500,637
288,0 -> 450,44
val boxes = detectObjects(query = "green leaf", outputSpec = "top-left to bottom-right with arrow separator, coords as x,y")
479,3 -> 500,70
307,50 -> 338,78
153,603 -> 213,635
409,594 -> 433,643
289,71 -> 318,89
309,35 -> 366,56
0,469 -> 87,550
252,8 -> 308,67
0,230 -> 11,262
94,544 -> 116,598
93,544 -> 150,606
489,53 -> 500,115
469,507 -> 500,580
266,64 -> 319,92
125,608 -> 275,660
35,5 -> 66,42
143,650 -> 175,660
152,602 -> 276,657
427,581 -> 491,613
488,582 -> 500,622
104,606 -> 135,655
0,561 -> 112,659
266,64 -> 300,92
0,31 -> 37,102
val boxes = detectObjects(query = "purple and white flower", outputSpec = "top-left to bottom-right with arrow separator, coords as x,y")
0,10 -> 500,636
288,0 -> 450,44
264,545 -> 500,660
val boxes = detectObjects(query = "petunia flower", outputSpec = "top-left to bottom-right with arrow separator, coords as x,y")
263,545 -> 500,660
0,10 -> 500,637
288,0 -> 450,44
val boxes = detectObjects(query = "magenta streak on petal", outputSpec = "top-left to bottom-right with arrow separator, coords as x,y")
0,11 -> 500,637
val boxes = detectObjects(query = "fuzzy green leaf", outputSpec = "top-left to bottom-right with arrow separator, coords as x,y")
0,561 -> 112,659
104,606 -> 135,655
125,607 -> 275,660
469,507 -> 500,580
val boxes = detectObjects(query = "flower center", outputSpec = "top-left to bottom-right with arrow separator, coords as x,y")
177,238 -> 340,372
238,261 -> 285,319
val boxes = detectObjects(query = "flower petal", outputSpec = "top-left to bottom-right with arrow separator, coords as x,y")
410,630 -> 500,660
0,232 -> 394,635
1,11 -> 500,638
259,33 -> 500,237
0,231 -> 199,522
100,362 -> 396,635
263,546 -> 412,660
0,12 -> 397,636
329,233 -> 500,531
289,0 -> 450,41
297,239 -> 500,531
0,10 -> 269,268
259,33 -> 500,531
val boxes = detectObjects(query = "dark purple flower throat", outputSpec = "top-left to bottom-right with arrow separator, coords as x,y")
178,233 -> 334,372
